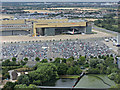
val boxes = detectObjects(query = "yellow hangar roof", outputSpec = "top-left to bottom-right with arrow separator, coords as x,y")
34,21 -> 87,28
26,18 -> 68,23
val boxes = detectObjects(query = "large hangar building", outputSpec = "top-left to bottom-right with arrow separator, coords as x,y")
0,18 -> 92,36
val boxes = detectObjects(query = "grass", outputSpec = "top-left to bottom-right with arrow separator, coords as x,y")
112,25 -> 118,28
59,75 -> 80,79
75,74 -> 116,88
91,31 -> 97,34
93,25 -> 117,36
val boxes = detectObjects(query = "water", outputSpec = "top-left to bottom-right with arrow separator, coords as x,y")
42,78 -> 77,87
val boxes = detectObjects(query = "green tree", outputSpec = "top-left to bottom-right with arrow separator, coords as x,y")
67,67 -> 74,75
54,58 -> 61,63
3,82 -> 16,89
79,56 -> 86,65
49,58 -> 53,62
12,57 -> 16,62
24,57 -> 28,62
17,74 -> 30,85
89,59 -> 99,68
15,84 -> 37,88
88,68 -> 100,74
29,63 -> 58,85
108,72 -> 117,80
41,59 -> 48,63
2,59 -> 10,66
15,84 -> 27,88
35,57 -> 40,62
20,60 -> 26,66
115,74 -> 120,84
28,84 -> 37,88
111,84 -> 120,88
57,63 -> 68,75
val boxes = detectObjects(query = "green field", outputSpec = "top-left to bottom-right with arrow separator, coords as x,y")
75,74 -> 116,88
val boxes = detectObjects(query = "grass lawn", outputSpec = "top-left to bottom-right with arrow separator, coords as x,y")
75,74 -> 116,88
59,75 -> 80,79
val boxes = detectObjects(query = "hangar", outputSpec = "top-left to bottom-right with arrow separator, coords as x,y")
1,18 -> 92,36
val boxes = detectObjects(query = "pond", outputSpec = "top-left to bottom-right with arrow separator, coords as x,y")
42,78 -> 77,87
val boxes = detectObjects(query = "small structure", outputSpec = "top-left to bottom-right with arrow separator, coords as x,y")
8,70 -> 18,80
8,68 -> 31,80
117,57 -> 120,69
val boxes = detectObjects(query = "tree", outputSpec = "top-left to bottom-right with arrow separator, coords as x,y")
24,58 -> 28,62
49,58 -> 53,62
89,59 -> 99,68
54,58 -> 61,63
79,56 -> 86,65
20,60 -> 26,66
41,59 -> 48,63
2,59 -> 10,66
61,58 -> 66,63
111,84 -> 120,88
15,84 -> 37,88
115,74 -> 120,84
29,63 -> 58,85
88,68 -> 100,74
15,84 -> 27,88
57,63 -> 68,75
3,82 -> 16,89
67,67 -> 74,75
12,57 -> 16,62
108,73 -> 117,80
35,57 -> 40,62
17,74 -> 30,85
28,84 -> 37,88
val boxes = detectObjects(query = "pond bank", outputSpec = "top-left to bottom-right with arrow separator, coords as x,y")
59,75 -> 80,79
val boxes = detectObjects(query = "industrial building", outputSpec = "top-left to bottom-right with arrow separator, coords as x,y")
0,18 -> 92,36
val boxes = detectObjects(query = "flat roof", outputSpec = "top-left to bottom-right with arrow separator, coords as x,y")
34,21 -> 87,28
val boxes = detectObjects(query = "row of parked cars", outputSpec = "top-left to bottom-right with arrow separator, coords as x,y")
105,37 -> 120,46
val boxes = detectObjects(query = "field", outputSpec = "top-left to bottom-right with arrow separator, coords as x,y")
24,10 -> 55,13
47,7 -> 100,11
0,14 -> 14,19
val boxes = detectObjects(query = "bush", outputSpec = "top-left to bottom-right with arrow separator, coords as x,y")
88,68 -> 100,74
108,73 -> 117,80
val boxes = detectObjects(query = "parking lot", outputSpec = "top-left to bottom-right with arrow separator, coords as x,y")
2,38 -> 115,61
1,29 -> 117,61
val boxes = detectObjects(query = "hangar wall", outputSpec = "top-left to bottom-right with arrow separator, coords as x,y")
45,28 -> 55,36
85,22 -> 92,34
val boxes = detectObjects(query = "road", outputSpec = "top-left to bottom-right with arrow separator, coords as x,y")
93,25 -> 118,35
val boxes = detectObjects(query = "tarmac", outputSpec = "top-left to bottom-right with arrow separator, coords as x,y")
1,30 -> 115,43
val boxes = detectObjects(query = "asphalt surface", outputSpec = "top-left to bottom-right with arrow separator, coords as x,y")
2,38 -> 115,61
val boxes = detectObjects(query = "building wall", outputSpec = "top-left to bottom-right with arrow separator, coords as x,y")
117,33 -> 120,44
85,22 -> 92,34
117,57 -> 120,69
1,30 -> 30,36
